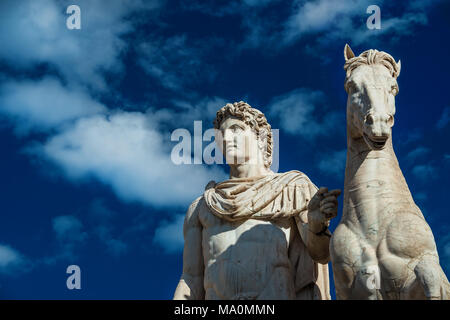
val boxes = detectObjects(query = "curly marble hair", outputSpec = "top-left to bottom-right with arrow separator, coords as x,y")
213,101 -> 273,168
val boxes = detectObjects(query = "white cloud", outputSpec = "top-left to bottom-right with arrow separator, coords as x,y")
284,0 -> 364,42
343,12 -> 428,47
283,0 -> 434,46
437,107 -> 450,129
52,215 -> 88,244
36,215 -> 89,265
0,77 -> 106,135
147,96 -> 226,131
177,1 -> 285,52
267,88 -> 341,138
153,214 -> 185,253
39,210 -> 128,265
168,96 -> 228,127
397,128 -> 423,146
139,35 -> 197,90
138,35 -> 224,91
242,0 -> 279,7
88,199 -> 128,257
0,0 -> 160,90
26,111 -> 227,208
225,0 -> 439,50
318,149 -> 347,176
412,164 -> 436,180
181,0 -> 279,17
414,192 -> 427,202
0,43 -> 229,210
95,225 -> 128,257
0,244 -> 28,275
405,146 -> 430,163
1,217 -> 89,273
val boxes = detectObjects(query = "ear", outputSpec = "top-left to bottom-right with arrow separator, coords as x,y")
344,43 -> 355,61
396,60 -> 401,77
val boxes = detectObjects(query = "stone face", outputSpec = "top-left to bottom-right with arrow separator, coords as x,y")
173,101 -> 341,300
330,44 -> 450,300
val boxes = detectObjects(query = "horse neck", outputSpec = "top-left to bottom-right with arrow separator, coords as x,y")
343,124 -> 417,222
345,125 -> 398,179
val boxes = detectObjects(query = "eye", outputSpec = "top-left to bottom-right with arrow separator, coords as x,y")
390,85 -> 399,96
231,125 -> 243,132
365,114 -> 374,125
346,80 -> 357,92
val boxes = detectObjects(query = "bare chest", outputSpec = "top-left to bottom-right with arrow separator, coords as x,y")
198,204 -> 296,259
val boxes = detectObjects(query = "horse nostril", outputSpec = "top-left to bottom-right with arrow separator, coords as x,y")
365,114 -> 374,125
387,115 -> 394,127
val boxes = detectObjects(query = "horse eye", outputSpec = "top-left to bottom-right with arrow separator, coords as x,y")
346,81 -> 356,92
391,85 -> 399,96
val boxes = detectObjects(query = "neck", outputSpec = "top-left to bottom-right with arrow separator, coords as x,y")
229,163 -> 272,179
346,126 -> 397,172
343,125 -> 417,226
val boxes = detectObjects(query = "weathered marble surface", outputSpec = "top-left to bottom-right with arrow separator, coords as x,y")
173,102 -> 341,300
330,44 -> 450,300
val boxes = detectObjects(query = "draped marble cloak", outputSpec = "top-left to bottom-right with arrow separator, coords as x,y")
203,170 -> 330,300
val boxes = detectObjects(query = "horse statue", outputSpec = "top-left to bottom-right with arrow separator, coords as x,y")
330,44 -> 450,299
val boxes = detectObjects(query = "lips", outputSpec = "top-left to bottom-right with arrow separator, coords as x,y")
363,133 -> 388,150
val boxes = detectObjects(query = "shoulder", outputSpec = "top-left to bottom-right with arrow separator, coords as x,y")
276,170 -> 319,203
186,196 -> 203,217
277,170 -> 316,187
182,196 -> 204,234
276,169 -> 308,179
184,179 -> 218,228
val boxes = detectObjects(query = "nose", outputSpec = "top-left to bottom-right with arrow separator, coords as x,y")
365,113 -> 392,138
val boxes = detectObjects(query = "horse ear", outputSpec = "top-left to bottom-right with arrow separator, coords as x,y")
344,44 -> 355,61
396,60 -> 401,77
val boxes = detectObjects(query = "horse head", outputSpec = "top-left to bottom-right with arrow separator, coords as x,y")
343,44 -> 401,150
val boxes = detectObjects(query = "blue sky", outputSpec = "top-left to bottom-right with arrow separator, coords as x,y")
0,0 -> 449,299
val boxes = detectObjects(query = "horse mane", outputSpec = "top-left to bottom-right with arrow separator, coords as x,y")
344,49 -> 400,81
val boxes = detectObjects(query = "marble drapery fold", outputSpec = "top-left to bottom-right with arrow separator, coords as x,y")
204,170 -> 316,222
203,170 -> 331,300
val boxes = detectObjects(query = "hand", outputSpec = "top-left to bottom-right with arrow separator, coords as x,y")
307,187 -> 341,234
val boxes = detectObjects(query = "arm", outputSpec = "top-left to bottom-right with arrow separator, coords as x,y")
173,197 -> 205,300
296,187 -> 341,265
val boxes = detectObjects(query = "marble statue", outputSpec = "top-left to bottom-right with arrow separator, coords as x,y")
330,44 -> 450,300
173,101 -> 341,300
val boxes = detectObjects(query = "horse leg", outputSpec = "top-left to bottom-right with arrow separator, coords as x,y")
413,253 -> 447,300
332,262 -> 354,300
331,224 -> 380,299
330,224 -> 359,299
385,213 -> 448,299
377,239 -> 412,299
350,263 -> 382,300
334,251 -> 380,299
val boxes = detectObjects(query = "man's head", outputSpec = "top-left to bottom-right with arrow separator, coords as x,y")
213,101 -> 273,168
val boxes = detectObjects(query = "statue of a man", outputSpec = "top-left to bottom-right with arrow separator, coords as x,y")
173,101 -> 341,300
